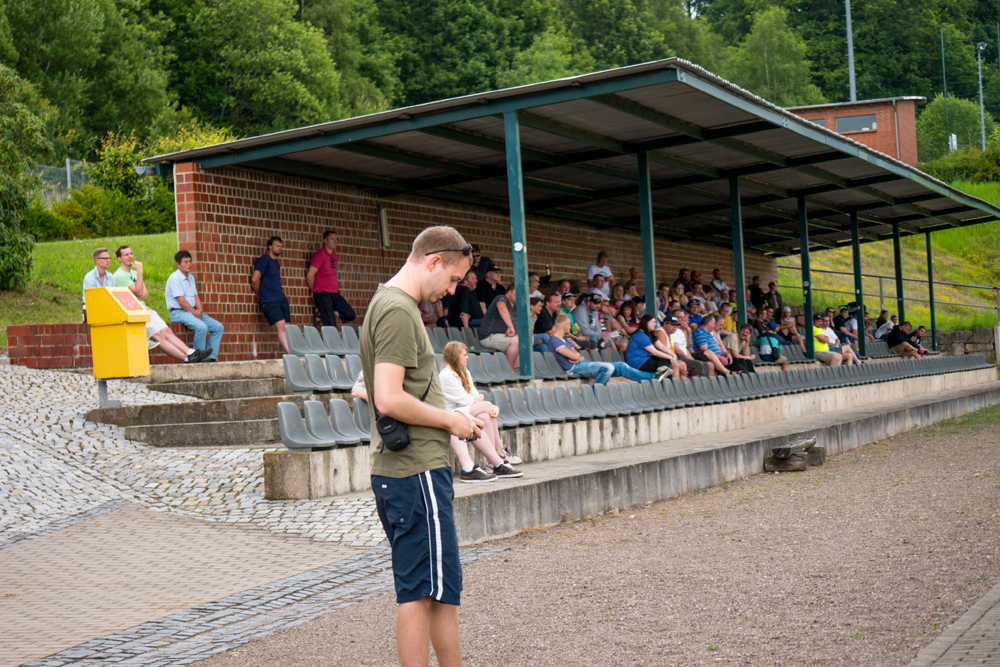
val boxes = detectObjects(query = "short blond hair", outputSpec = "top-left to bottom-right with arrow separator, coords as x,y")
409,226 -> 468,264
93,247 -> 108,260
554,313 -> 570,328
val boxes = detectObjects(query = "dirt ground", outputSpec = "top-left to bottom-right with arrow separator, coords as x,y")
196,404 -> 1000,667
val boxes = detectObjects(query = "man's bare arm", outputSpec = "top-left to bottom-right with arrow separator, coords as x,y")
250,270 -> 262,295
306,266 -> 318,291
373,363 -> 482,440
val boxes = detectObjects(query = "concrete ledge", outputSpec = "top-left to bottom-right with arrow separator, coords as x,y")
149,359 -> 283,384
451,380 -> 1000,545
264,447 -> 372,499
125,419 -> 279,448
149,378 -> 289,400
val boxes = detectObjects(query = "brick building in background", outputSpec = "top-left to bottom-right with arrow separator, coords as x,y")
786,97 -> 925,166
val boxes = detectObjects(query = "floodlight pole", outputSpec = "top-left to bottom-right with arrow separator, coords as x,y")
846,0 -> 857,102
978,42 -> 988,151
941,28 -> 950,152
798,196 -> 814,360
503,110 -> 533,377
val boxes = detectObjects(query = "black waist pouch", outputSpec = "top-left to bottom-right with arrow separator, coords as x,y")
373,378 -> 432,452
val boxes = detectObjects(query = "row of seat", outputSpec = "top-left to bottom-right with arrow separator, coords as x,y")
277,398 -> 373,450
287,325 -> 361,357
283,354 -> 363,394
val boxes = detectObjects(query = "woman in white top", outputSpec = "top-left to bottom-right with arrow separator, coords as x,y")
440,341 -> 522,481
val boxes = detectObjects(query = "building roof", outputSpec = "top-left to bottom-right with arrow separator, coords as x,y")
145,59 -> 997,256
785,96 -> 928,111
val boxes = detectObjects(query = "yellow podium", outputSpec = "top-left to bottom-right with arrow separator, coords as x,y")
85,286 -> 151,380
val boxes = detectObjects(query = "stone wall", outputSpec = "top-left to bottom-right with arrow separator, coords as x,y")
938,327 -> 1000,364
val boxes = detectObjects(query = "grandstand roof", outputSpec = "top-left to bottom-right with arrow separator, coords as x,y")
144,58 -> 999,256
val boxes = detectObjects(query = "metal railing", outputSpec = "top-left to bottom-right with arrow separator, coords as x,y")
777,266 -> 1000,324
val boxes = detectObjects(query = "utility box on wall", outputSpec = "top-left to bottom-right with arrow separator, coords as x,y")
85,287 -> 151,379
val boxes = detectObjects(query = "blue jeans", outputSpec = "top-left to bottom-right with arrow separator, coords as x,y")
170,310 -> 224,360
570,360 -> 615,385
610,361 -> 655,382
533,333 -> 550,353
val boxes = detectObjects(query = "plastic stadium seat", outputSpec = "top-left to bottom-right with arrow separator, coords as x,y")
286,325 -> 319,357
460,328 -> 487,354
304,326 -> 333,354
592,383 -> 620,416
608,383 -> 640,415
352,397 -> 371,440
430,328 -> 449,353
667,378 -> 696,407
578,384 -> 607,419
553,386 -> 584,419
345,355 -> 364,382
328,399 -> 368,444
340,327 -> 361,355
543,351 -> 571,378
446,328 -> 465,344
465,354 -> 490,385
525,386 -> 562,422
493,352 -> 525,382
490,388 -> 521,428
435,354 -> 444,371
277,402 -> 335,450
532,352 -> 559,380
541,386 -> 576,421
566,386 -> 595,419
303,399 -> 360,446
507,387 -> 541,425
283,355 -> 331,394
479,354 -> 508,384
321,327 -> 349,356
324,355 -> 355,391
640,380 -> 664,410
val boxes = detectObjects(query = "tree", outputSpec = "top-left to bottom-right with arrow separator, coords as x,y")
0,0 -> 171,158
917,93 -> 996,162
174,0 -> 343,136
0,65 -> 50,290
496,28 -> 595,88
652,0 -> 725,74
722,5 -> 825,107
563,0 -> 669,70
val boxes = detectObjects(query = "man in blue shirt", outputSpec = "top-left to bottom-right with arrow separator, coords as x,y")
547,313 -> 661,385
691,315 -> 731,375
164,250 -> 224,361
251,236 -> 290,354
81,247 -> 116,322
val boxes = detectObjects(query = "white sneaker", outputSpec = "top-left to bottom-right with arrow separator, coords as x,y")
500,447 -> 522,465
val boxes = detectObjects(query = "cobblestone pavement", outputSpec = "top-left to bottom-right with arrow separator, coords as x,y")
908,580 -> 1000,667
0,364 -> 382,547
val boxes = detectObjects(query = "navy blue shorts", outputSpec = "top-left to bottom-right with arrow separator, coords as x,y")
260,299 -> 291,326
372,468 -> 462,606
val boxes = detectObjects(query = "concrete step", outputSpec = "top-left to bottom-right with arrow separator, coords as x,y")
430,380 -> 1000,545
124,419 -> 279,448
149,378 -> 289,400
149,359 -> 283,383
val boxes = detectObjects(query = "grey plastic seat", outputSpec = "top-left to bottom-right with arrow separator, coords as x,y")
286,325 -> 322,357
541,386 -> 575,421
345,354 -> 364,381
352,397 -> 371,439
341,326 -> 361,355
490,388 -> 521,428
712,375 -> 739,402
607,383 -> 639,414
462,327 -> 488,354
592,383 -> 620,415
277,402 -> 335,450
532,351 -> 559,380
525,386 -> 563,422
435,353 -> 444,371
543,351 -> 571,378
465,354 -> 490,385
554,386 -> 584,419
599,349 -> 615,364
689,377 -> 718,405
446,328 -> 465,344
566,386 -> 595,419
479,354 -> 508,384
430,328 -> 449,353
507,387 -> 541,425
577,349 -> 593,362
283,355 -> 328,394
304,326 -> 332,354
667,378 -> 696,407
321,326 -> 349,355
493,352 -> 525,382
303,354 -> 335,390
303,399 -> 360,446
324,355 -> 356,391
650,379 -> 674,409
609,349 -> 624,363
578,384 -> 607,419
622,382 -> 652,413
328,399 -> 368,444
640,380 -> 663,410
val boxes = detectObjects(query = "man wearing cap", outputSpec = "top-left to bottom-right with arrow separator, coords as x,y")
572,294 -> 610,348
587,251 -> 615,291
476,263 -> 506,311
812,313 -> 842,366
652,315 -> 689,379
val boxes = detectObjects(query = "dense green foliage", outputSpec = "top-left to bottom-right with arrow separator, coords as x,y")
918,94 -> 997,161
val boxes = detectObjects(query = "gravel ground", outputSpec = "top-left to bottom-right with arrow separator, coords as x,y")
195,405 -> 1000,667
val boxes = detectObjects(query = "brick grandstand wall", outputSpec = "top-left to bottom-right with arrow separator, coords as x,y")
6,323 -> 202,369
157,162 -> 778,362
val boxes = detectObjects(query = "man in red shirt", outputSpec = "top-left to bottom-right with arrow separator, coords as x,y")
307,230 -> 357,327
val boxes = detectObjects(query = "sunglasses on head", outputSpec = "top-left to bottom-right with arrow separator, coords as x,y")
425,243 -> 473,257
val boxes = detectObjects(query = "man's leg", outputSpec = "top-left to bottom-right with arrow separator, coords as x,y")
331,293 -> 357,324
703,350 -> 730,375
314,292 -> 337,327
673,359 -> 689,378
397,598 -> 461,667
569,360 -> 602,382
830,353 -> 842,367
170,310 -> 209,350
200,313 -> 224,360
532,334 -> 549,353
275,320 -> 288,354
610,361 -> 655,382
150,330 -> 192,362
505,335 -> 519,372
428,600 -> 462,667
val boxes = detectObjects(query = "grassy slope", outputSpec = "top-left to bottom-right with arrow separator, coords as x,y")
777,180 -> 1000,332
0,232 -> 177,349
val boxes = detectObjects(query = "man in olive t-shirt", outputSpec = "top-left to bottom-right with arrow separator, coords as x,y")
360,225 -> 482,667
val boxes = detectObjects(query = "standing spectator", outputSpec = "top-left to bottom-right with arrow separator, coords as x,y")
748,276 -> 765,310
710,269 -> 730,295
624,314 -> 674,377
165,250 -> 224,361
572,294 -> 610,349
447,270 -> 483,328
478,285 -> 520,371
308,230 -> 357,328
81,247 -> 116,321
528,272 -> 543,299
476,264 -> 506,310
251,236 -> 290,354
587,251 -> 615,290
114,245 -> 210,363
692,315 -> 732,375
812,313 -> 842,366
590,274 -> 610,299
470,244 -> 493,281
360,226 -> 482,664
549,314 -> 660,384
764,282 -> 782,311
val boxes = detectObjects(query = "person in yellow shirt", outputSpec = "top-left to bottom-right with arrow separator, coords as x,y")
812,312 -> 842,366
718,302 -> 737,336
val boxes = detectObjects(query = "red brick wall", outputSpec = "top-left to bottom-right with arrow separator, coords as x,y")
791,100 -> 920,165
7,323 -> 199,369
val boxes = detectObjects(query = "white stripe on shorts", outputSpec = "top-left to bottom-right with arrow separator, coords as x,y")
424,470 -> 444,601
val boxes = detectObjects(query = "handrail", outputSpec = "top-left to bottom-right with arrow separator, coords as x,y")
777,265 -> 997,292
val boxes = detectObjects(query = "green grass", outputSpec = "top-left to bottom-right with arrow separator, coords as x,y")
0,232 -> 177,349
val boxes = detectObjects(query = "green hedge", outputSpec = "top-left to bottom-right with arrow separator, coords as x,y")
21,184 -> 175,242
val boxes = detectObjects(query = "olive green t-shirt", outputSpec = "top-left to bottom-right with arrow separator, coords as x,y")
361,284 -> 450,478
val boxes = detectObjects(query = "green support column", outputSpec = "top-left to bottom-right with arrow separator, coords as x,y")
637,152 -> 656,313
730,177 -> 747,326
503,111 -> 532,377
892,221 -> 906,323
798,196 -> 814,359
850,211 -> 866,358
926,232 -> 937,351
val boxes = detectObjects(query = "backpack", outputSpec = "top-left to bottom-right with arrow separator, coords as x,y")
757,333 -> 782,362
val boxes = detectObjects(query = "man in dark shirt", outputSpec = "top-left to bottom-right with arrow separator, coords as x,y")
476,264 -> 506,309
534,293 -> 561,336
251,236 -> 290,353
447,269 -> 483,327
887,321 -> 927,358
748,275 -> 765,310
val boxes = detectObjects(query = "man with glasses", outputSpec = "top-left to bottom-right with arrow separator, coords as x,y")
82,247 -> 117,322
475,263 -> 506,312
470,243 -> 493,282
308,230 -> 356,328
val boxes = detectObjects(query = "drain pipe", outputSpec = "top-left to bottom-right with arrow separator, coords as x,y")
893,99 -> 900,160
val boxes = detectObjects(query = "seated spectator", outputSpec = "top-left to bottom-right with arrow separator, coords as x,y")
617,300 -> 641,335
447,269 -> 484,328
690,270 -> 704,288
573,294 -> 610,349
752,307 -> 769,336
535,292 -> 561,338
587,251 -> 615,290
874,310 -> 889,331
470,244 -> 493,281
610,283 -> 626,302
440,341 -> 522,482
556,279 -> 572,297
717,302 -> 737,336
721,321 -> 756,373
529,296 -> 548,353
623,314 -> 674,377
559,292 -> 593,349
528,272 -> 543,299
756,322 -> 789,370
911,325 -> 930,351
418,299 -> 444,327
692,315 -> 732,375
763,282 -> 782,311
702,286 -> 719,314
686,300 -> 703,326
165,250 -> 223,361
549,313 -> 661,384
776,307 -> 806,353
82,246 -> 117,322
478,285 -> 520,371
590,274 -> 610,299
710,268 -> 730,295
624,281 -> 644,310
671,281 -> 689,307
671,309 -> 710,376
476,264 -> 506,311
887,321 -> 929,358
112,245 -> 211,363
812,313 -> 842,366
650,316 -> 689,379
599,300 -> 628,352
677,268 -> 693,292
875,315 -> 897,340
823,313 -> 860,365
715,288 -> 730,310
